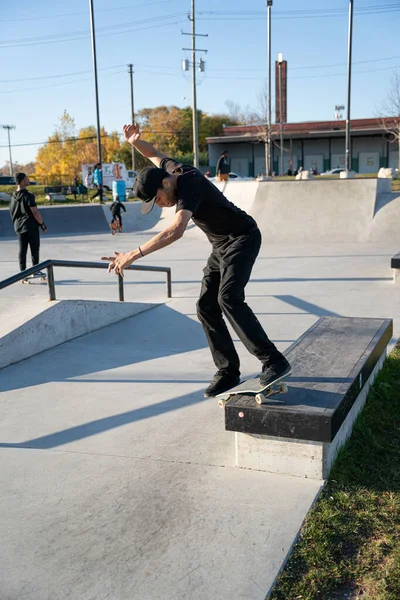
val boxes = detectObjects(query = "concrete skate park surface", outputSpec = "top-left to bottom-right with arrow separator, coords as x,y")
1,179 -> 400,599
1,177 -> 398,241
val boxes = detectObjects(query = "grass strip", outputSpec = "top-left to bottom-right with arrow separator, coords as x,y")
270,342 -> 400,600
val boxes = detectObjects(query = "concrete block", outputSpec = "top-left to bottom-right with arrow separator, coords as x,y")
340,170 -> 356,179
235,352 -> 386,480
0,299 -> 158,370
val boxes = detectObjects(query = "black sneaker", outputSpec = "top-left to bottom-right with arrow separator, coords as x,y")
204,371 -> 240,398
260,357 -> 291,388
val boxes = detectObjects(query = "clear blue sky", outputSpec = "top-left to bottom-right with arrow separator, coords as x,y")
0,0 -> 399,166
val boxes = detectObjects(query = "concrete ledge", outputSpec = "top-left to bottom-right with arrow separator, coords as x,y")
0,299 -> 158,370
235,352 -> 386,480
391,252 -> 400,283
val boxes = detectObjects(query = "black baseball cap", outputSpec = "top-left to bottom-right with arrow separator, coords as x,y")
134,166 -> 166,214
15,172 -> 27,184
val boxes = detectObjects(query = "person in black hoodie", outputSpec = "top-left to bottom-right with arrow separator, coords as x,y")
9,173 -> 47,277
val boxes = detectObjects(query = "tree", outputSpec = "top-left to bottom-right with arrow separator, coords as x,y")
380,69 -> 400,172
35,112 -> 126,184
137,105 -> 237,165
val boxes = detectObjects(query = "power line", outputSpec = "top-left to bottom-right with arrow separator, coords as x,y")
203,63 -> 400,82
0,70 -> 126,95
0,64 -> 126,84
1,53 -> 399,87
0,14 -> 185,49
197,4 -> 400,20
0,0 -> 181,23
0,129 -> 213,149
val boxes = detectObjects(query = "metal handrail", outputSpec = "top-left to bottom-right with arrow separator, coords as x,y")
0,259 -> 172,301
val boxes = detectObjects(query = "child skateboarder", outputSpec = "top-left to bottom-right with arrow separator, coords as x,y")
109,196 -> 126,232
102,124 -> 291,397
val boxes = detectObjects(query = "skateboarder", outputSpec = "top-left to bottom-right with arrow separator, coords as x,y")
9,172 -> 47,278
102,123 -> 291,397
110,196 -> 126,231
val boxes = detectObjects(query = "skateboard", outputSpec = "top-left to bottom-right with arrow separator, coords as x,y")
22,272 -> 47,284
110,217 -> 122,235
216,372 -> 290,408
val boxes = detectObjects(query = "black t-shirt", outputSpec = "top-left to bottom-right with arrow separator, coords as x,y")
9,189 -> 38,234
160,158 -> 257,244
110,200 -> 126,216
216,155 -> 229,175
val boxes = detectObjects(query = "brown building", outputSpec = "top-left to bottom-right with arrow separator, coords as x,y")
206,117 -> 399,176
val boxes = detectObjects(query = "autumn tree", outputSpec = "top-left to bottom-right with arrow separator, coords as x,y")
35,111 -> 125,184
136,105 -> 237,165
380,69 -> 400,171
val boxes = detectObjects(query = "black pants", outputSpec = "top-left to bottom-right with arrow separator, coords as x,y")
18,229 -> 40,272
91,185 -> 103,201
196,229 -> 280,376
111,214 -> 123,226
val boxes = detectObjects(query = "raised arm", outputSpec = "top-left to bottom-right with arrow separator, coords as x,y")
123,123 -> 167,168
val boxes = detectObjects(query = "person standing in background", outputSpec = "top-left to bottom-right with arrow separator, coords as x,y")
91,163 -> 104,204
216,150 -> 229,182
9,173 -> 47,280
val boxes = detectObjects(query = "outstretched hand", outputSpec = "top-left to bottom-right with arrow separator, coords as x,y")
101,251 -> 135,277
123,123 -> 141,145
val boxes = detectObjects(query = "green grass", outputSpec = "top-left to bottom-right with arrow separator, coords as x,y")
269,342 -> 400,600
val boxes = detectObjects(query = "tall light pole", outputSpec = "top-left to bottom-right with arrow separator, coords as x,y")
345,0 -> 354,174
1,125 -> 15,176
266,0 -> 273,177
88,0 -> 102,184
278,52 -> 284,176
128,64 -> 136,171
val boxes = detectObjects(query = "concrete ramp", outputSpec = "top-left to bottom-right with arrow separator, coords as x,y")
213,180 -> 258,213
0,299 -> 158,370
370,191 -> 400,242
250,178 -> 393,243
0,205 -> 109,239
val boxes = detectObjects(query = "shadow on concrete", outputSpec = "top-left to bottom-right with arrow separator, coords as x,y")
373,191 -> 400,216
0,304 -> 208,393
0,388 -> 209,449
275,295 -> 341,317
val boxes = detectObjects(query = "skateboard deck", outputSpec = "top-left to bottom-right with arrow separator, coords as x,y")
216,372 -> 290,407
22,273 -> 47,284
110,217 -> 122,235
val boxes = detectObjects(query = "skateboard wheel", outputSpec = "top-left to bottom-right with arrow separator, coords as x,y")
255,393 -> 265,405
279,383 -> 288,394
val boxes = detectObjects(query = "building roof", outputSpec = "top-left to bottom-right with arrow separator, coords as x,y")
206,117 -> 399,143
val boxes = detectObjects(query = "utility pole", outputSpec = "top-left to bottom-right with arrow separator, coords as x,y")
128,64 -> 136,171
278,53 -> 284,176
345,0 -> 354,174
266,0 -> 273,177
1,125 -> 15,176
182,0 -> 208,168
88,0 -> 103,201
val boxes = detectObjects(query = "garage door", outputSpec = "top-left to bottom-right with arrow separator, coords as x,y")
331,154 -> 345,169
304,154 -> 324,173
389,151 -> 399,170
359,152 -> 380,174
231,158 -> 249,177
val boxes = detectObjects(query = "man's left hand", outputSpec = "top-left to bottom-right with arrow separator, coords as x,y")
101,251 -> 135,277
